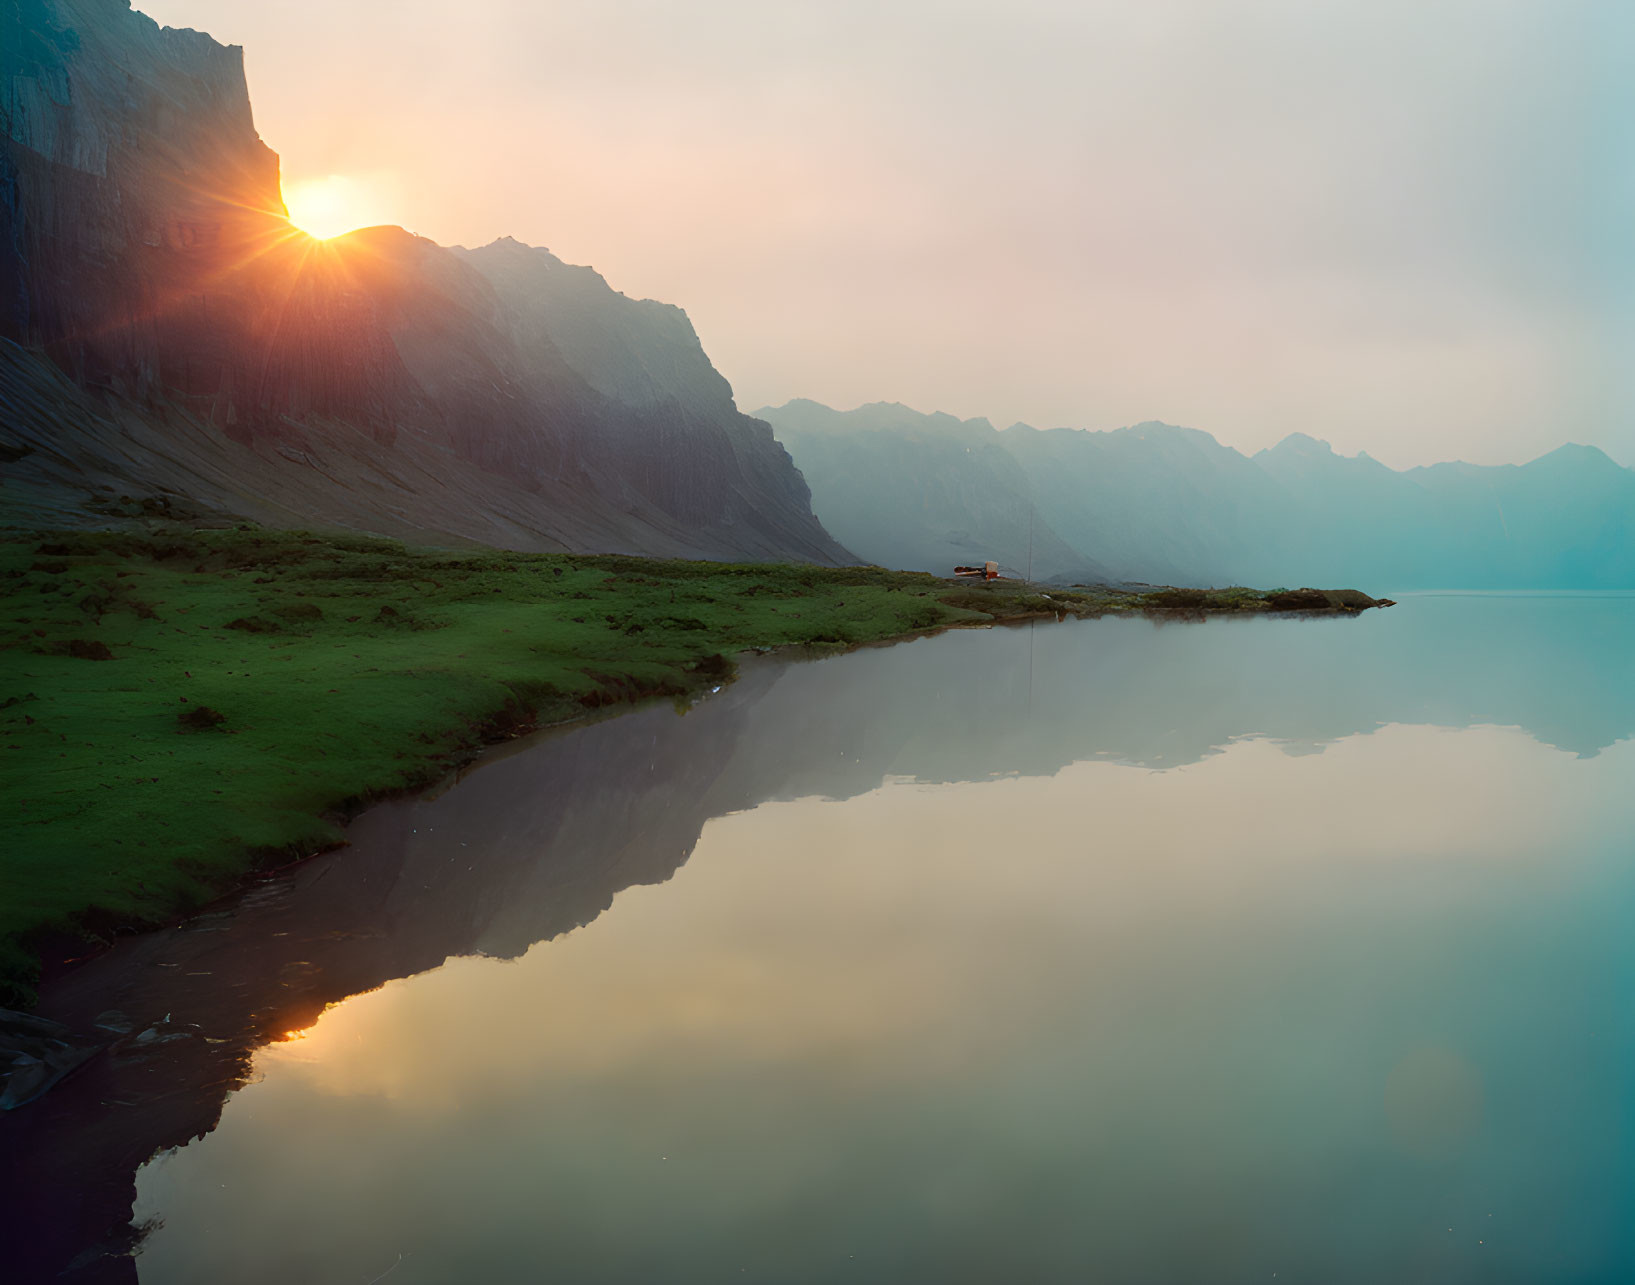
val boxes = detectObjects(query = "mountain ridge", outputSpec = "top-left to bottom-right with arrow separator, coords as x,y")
1,0 -> 850,564
759,399 -> 1635,589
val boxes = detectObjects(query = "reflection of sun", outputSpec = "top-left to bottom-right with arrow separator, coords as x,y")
283,174 -> 375,240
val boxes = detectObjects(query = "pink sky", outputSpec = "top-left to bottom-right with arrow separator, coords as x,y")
137,0 -> 1633,468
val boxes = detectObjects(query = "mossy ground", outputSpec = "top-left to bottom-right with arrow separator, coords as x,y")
0,529 -> 1376,1003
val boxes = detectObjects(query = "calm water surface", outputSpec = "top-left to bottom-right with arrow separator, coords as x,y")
115,595 -> 1635,1282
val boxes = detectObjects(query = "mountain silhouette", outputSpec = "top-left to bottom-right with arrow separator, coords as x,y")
761,400 -> 1634,588
1,0 -> 848,563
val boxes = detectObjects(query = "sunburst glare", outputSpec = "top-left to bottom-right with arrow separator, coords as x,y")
283,174 -> 385,240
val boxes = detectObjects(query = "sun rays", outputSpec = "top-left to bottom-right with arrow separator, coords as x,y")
283,174 -> 391,240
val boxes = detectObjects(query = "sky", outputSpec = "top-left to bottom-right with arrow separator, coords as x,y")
137,0 -> 1634,468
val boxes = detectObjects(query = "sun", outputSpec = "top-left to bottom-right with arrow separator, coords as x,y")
283,174 -> 377,240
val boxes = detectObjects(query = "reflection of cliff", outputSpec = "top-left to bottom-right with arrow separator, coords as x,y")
4,596 -> 1630,1279
0,679 -> 772,1283
1,0 -> 845,563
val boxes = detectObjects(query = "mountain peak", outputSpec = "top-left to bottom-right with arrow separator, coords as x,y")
1264,432 -> 1336,457
1103,420 -> 1212,445
1528,442 -> 1623,472
470,235 -> 556,260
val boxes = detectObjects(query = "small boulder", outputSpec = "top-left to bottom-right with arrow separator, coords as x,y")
177,705 -> 227,731
61,639 -> 114,660
225,616 -> 279,634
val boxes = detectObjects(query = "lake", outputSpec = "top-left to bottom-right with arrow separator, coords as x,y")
10,594 -> 1635,1283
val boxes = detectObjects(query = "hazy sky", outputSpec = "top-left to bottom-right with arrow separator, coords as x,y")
139,0 -> 1633,467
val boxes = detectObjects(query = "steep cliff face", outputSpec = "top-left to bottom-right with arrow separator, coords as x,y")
2,0 -> 286,400
1,0 -> 849,564
457,238 -> 845,561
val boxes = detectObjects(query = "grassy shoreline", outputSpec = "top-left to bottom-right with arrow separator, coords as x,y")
1,527 -> 1385,1003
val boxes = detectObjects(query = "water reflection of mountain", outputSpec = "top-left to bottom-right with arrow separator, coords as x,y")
4,595 -> 1629,1281
746,591 -> 1635,784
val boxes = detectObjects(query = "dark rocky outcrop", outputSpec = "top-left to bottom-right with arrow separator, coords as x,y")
1263,588 -> 1382,612
1,0 -> 849,564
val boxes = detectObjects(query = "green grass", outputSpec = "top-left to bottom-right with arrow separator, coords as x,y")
0,529 -> 995,1001
0,529 -> 1381,1003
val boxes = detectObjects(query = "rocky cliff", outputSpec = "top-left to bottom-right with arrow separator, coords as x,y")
0,0 -> 849,564
455,239 -> 842,559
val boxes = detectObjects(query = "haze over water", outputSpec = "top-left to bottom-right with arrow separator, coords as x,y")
129,594 -> 1635,1283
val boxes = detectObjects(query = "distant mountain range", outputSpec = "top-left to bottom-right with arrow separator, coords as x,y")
1,0 -> 847,563
760,400 -> 1635,589
3,1 -> 1626,590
